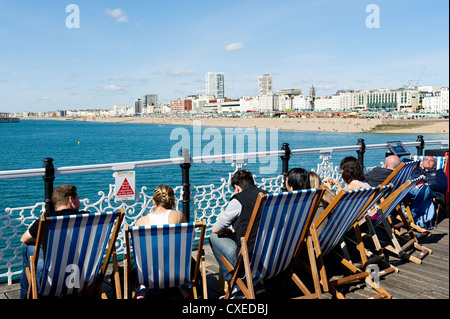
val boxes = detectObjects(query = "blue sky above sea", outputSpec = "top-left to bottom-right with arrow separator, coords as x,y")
0,0 -> 448,113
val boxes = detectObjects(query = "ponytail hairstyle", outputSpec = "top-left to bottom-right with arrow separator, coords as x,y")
153,184 -> 176,210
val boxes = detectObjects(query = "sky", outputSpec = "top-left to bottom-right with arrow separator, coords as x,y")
0,0 -> 448,113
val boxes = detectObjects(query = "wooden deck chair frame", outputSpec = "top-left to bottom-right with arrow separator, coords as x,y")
342,184 -> 400,278
221,188 -> 325,299
123,220 -> 207,299
365,176 -> 432,265
311,186 -> 392,299
378,159 -> 432,237
26,210 -> 124,299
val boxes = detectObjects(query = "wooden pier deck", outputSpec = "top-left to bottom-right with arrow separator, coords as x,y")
1,212 -> 448,300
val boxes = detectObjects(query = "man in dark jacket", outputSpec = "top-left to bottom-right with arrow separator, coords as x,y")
364,155 -> 400,187
409,156 -> 448,229
209,170 -> 268,284
411,156 -> 448,203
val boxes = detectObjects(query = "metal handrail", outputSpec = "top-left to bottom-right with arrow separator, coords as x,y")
0,140 -> 447,180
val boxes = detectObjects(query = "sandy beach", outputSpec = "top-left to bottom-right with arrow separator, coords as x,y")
55,116 -> 449,135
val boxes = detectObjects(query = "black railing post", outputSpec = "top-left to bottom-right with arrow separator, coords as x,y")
416,135 -> 425,156
43,158 -> 55,214
357,138 -> 366,167
180,149 -> 191,222
280,143 -> 291,191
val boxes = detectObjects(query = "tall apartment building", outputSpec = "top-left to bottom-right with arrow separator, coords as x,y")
141,94 -> 158,107
206,72 -> 225,99
258,74 -> 272,96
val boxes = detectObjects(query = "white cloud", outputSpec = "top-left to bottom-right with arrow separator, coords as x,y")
165,69 -> 196,76
106,9 -> 128,23
109,76 -> 133,81
71,59 -> 83,63
225,43 -> 244,51
95,84 -> 127,94
39,97 -> 50,101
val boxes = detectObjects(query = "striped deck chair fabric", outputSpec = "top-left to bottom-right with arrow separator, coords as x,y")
128,222 -> 198,289
382,160 -> 419,197
318,187 -> 379,256
249,188 -> 322,282
37,211 -> 120,297
357,184 -> 393,222
412,155 -> 446,170
373,176 -> 424,229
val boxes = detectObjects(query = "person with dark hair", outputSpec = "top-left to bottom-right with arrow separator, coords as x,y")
323,156 -> 370,193
285,167 -> 310,191
209,169 -> 268,289
20,184 -> 87,299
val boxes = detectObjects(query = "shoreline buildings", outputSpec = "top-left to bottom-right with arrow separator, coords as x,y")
10,73 -> 449,118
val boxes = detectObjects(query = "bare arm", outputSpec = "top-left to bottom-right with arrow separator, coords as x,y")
21,230 -> 36,245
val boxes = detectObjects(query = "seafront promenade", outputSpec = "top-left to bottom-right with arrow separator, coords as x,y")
0,212 -> 448,299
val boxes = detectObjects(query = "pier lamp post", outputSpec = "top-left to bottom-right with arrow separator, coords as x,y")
180,149 -> 191,222
416,135 -> 425,156
43,158 -> 55,214
357,139 -> 366,168
280,143 -> 291,192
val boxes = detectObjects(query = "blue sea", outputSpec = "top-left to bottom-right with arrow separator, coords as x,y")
0,119 -> 448,215
0,119 -> 448,283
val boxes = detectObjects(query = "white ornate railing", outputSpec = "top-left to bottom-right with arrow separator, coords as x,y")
0,139 -> 447,284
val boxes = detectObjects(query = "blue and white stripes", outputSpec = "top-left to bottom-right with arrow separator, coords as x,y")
250,188 -> 320,281
373,176 -> 424,228
385,160 -> 419,197
318,187 -> 379,256
129,223 -> 195,289
38,211 -> 117,296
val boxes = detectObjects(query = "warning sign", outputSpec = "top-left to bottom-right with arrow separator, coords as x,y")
114,171 -> 136,201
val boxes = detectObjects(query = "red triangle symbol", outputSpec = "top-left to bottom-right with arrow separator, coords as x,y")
116,178 -> 135,196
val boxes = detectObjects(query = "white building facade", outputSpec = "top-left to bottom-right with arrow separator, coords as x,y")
206,72 -> 225,99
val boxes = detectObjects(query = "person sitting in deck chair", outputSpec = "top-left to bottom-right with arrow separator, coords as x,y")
209,169 -> 268,296
19,184 -> 87,299
408,156 -> 448,229
133,184 -> 188,299
323,156 -> 371,192
364,155 -> 401,187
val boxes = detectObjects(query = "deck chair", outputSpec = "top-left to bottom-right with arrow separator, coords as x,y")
221,188 -> 324,299
411,155 -> 447,170
378,160 -> 431,235
412,153 -> 449,223
346,184 -> 400,275
26,210 -> 124,299
365,176 -> 432,265
380,160 -> 420,197
311,186 -> 392,299
124,221 -> 207,299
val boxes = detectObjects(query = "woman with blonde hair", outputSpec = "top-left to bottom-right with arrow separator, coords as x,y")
309,171 -> 336,208
136,184 -> 186,226
134,184 -> 187,299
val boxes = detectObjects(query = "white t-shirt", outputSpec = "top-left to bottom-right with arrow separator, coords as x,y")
148,209 -> 172,225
